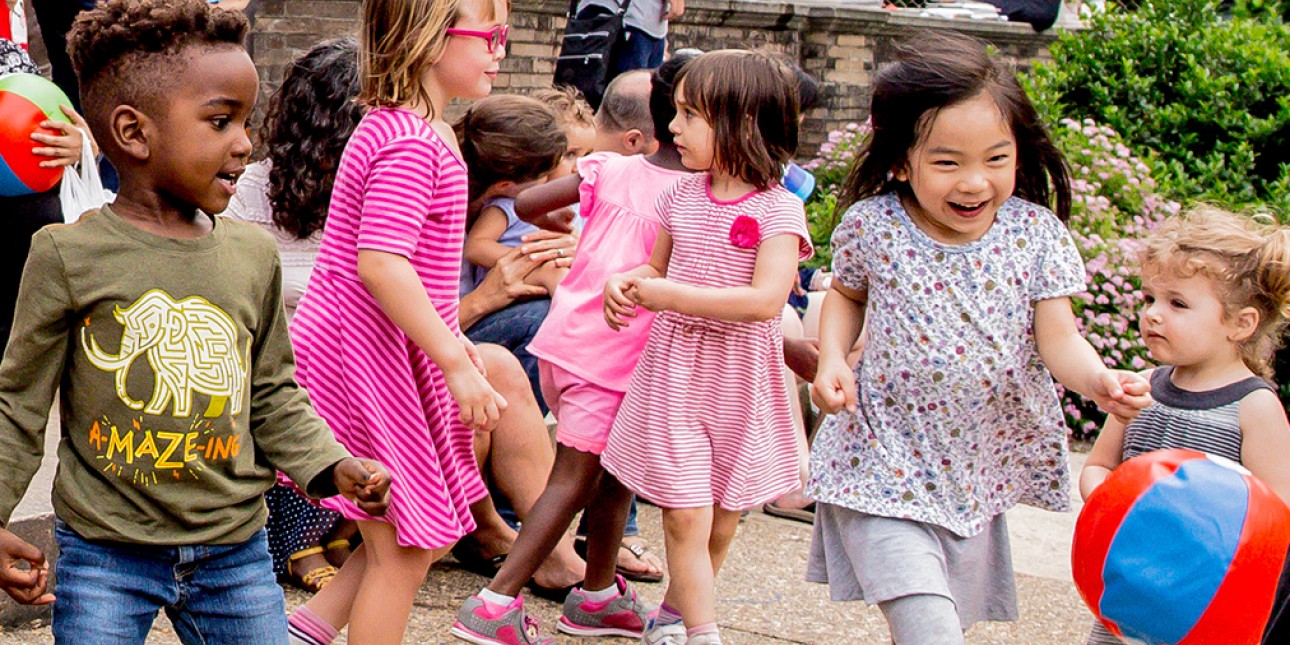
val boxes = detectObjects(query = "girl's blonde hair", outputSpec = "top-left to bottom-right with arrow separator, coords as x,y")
1139,206 -> 1290,379
358,0 -> 501,114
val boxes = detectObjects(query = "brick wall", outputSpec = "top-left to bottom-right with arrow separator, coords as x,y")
249,0 -> 1054,156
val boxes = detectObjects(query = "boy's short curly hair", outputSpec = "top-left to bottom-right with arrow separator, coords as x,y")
67,0 -> 248,149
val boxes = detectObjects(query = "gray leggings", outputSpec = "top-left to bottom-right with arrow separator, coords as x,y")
880,594 -> 965,645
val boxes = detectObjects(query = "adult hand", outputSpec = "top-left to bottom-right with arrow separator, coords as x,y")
30,105 -> 98,169
0,529 -> 54,605
784,337 -> 820,383
517,230 -> 577,269
665,0 -> 685,20
334,459 -> 392,516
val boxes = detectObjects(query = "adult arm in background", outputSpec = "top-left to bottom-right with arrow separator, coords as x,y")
458,230 -> 577,332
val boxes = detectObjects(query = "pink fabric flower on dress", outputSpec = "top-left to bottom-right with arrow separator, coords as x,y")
729,215 -> 760,249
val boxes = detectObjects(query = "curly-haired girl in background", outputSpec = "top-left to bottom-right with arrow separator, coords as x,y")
1080,206 -> 1290,645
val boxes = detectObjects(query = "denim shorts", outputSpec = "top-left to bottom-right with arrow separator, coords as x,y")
52,520 -> 288,645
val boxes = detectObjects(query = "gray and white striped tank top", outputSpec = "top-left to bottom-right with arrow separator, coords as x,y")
1122,365 -> 1274,463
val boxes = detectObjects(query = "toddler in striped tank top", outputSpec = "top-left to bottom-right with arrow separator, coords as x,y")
598,50 -> 814,645
285,0 -> 511,642
1080,206 -> 1290,645
807,34 -> 1153,644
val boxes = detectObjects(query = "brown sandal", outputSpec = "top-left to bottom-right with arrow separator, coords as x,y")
287,547 -> 338,593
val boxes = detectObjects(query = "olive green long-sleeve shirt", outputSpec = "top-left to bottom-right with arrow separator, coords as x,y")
0,206 -> 351,544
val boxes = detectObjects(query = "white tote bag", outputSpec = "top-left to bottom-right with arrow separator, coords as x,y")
59,128 -> 112,223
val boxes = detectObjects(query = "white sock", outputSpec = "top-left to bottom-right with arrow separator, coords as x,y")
478,587 -> 515,606
581,583 -> 620,602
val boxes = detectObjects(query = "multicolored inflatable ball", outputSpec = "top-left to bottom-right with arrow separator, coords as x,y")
1073,448 -> 1290,645
0,73 -> 74,197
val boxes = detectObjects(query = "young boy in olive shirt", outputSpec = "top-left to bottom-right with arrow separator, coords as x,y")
0,1 -> 390,641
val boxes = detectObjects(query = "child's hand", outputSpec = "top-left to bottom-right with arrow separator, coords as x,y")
461,335 -> 488,378
604,273 -> 640,331
334,458 -> 392,516
625,277 -> 676,313
528,207 -> 576,234
0,529 -> 54,606
30,105 -> 97,168
1090,369 -> 1152,424
444,360 -> 507,432
811,359 -> 857,414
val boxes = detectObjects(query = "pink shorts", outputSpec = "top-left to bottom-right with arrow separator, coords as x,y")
539,360 -> 625,455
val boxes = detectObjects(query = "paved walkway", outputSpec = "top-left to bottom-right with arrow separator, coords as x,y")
1,453 -> 1096,643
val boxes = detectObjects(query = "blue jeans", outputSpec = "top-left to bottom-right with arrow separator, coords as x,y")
52,521 -> 288,645
612,27 -> 666,75
464,298 -> 550,414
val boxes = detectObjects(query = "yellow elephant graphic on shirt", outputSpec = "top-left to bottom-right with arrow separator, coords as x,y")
82,290 -> 248,418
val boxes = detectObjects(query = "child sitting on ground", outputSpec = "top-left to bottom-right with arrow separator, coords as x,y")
0,1 -> 390,640
459,94 -> 569,295
1079,206 -> 1290,645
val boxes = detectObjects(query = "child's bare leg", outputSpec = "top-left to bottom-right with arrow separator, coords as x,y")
347,520 -> 447,644
581,471 -> 635,591
301,541 -> 367,630
487,445 -> 602,597
660,506 -> 717,627
708,506 -> 743,577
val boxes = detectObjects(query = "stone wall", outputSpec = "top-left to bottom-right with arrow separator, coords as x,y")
248,0 -> 1057,156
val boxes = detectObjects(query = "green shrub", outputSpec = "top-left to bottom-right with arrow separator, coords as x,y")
1029,0 -> 1290,216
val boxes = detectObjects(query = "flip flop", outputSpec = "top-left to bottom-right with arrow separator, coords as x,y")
450,542 -> 508,579
575,537 -> 664,583
762,501 -> 816,524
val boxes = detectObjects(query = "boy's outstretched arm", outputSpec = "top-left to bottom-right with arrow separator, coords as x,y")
244,257 -> 355,498
0,528 -> 54,605
514,174 -> 580,233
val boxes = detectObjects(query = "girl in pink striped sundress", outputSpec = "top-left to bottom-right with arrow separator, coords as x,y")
600,51 -> 813,645
285,0 -> 511,642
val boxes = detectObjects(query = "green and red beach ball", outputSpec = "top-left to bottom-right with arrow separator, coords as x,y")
0,72 -> 73,196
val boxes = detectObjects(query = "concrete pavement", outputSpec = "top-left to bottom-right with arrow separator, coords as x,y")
1,436 -> 1096,643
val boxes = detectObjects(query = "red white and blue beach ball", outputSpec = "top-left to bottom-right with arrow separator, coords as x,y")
1073,448 -> 1290,644
0,73 -> 73,197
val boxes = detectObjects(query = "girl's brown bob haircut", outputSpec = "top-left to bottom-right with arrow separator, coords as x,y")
674,50 -> 799,190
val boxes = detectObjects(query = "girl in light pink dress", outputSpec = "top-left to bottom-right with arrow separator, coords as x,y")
600,50 -> 813,645
450,54 -> 696,645
286,0 -> 510,642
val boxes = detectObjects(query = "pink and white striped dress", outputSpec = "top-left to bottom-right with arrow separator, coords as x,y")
600,174 -> 813,510
291,108 -> 485,548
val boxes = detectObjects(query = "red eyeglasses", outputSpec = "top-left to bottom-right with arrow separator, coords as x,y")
445,24 -> 510,54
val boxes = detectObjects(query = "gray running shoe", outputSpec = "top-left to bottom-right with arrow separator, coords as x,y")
450,594 -> 553,645
640,616 -> 687,645
558,574 -> 656,638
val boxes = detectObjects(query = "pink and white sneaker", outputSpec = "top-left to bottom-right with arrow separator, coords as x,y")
451,594 -> 553,645
557,574 -> 657,638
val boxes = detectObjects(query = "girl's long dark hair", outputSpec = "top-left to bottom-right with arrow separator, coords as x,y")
261,38 -> 364,239
838,32 -> 1071,221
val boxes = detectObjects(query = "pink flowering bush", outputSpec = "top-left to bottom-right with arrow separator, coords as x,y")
804,118 -> 1179,440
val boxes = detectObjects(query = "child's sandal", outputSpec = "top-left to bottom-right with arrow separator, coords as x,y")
323,538 -> 352,567
287,546 -> 338,593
